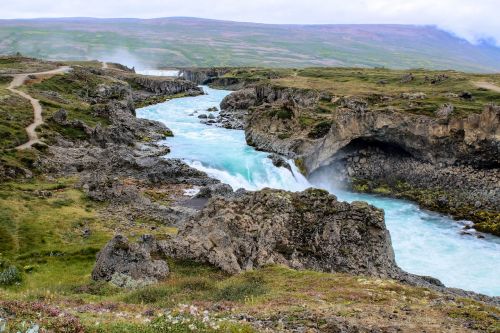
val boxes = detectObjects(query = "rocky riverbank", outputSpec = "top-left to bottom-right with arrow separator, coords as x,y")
186,67 -> 500,236
2,60 -> 499,332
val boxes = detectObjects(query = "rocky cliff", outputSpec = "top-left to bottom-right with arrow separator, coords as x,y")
179,67 -> 232,85
222,82 -> 500,235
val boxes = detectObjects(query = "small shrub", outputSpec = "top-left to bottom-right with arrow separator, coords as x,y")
277,133 -> 291,140
214,275 -> 267,302
50,198 -> 75,208
0,265 -> 22,286
124,284 -> 176,304
308,120 -> 333,139
276,108 -> 293,120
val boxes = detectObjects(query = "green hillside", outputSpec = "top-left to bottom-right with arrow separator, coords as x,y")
1,17 -> 500,72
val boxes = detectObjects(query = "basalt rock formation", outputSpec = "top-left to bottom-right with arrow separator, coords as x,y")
179,68 -> 232,85
92,234 -> 169,288
220,83 -> 500,235
162,188 -> 419,281
109,187 -> 498,303
240,84 -> 500,169
35,66 -> 217,227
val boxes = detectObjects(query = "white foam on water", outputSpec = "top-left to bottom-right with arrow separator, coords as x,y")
137,85 -> 500,296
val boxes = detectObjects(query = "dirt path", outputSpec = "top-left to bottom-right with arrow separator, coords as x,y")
7,66 -> 70,150
473,81 -> 500,93
102,61 -> 108,69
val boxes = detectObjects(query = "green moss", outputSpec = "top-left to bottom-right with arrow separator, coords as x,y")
277,133 -> 291,140
307,120 -> 333,139
474,212 -> 500,236
294,158 -> 307,175
372,185 -> 392,195
276,108 -> 293,120
298,116 -> 315,128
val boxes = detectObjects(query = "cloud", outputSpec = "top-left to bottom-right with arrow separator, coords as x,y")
1,0 -> 499,46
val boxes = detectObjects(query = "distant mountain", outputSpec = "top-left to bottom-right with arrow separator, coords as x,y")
1,17 -> 499,72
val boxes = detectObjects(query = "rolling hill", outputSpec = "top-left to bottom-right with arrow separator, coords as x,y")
1,17 -> 500,72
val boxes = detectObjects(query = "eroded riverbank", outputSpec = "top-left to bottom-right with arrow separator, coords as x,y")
137,85 -> 500,296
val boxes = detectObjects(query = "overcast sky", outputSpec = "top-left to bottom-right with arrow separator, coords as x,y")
2,0 -> 499,46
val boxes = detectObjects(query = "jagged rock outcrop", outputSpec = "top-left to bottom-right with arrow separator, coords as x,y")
126,76 -> 202,96
224,83 -> 500,234
92,235 -> 169,288
180,67 -> 231,85
220,88 -> 257,111
267,154 -> 292,172
163,188 -> 404,278
194,183 -> 234,199
44,143 -> 216,186
241,84 -> 500,170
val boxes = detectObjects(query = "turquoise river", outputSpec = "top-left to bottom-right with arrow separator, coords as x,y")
137,85 -> 500,296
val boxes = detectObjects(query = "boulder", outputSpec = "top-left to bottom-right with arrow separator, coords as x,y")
92,235 -> 169,288
267,154 -> 292,172
436,103 -> 454,118
195,183 -> 234,199
163,188 -> 402,278
220,88 -> 257,111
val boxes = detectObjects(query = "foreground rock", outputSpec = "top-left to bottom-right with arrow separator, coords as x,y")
165,188 -> 402,278
92,235 -> 169,288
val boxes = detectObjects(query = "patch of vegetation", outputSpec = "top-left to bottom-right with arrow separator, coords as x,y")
350,178 -> 500,235
298,116 -> 316,128
277,132 -> 291,140
0,263 -> 22,286
447,298 -> 500,331
307,120 -> 333,139
267,106 -> 294,120
0,82 -> 32,149
0,55 -> 58,74
214,274 -> 267,302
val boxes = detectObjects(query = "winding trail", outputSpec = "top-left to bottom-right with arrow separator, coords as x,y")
7,66 -> 70,149
473,81 -> 500,93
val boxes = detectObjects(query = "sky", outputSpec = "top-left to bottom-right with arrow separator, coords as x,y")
1,0 -> 499,46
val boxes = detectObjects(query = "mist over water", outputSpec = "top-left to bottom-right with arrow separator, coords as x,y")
137,82 -> 500,296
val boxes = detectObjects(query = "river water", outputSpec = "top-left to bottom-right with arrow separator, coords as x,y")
137,84 -> 500,296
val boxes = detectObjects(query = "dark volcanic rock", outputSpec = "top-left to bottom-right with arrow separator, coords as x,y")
163,188 -> 403,278
195,183 -> 234,199
220,88 -> 257,111
92,235 -> 169,287
180,68 -> 232,85
268,153 -> 292,172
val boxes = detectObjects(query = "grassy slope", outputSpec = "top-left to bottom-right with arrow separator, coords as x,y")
1,18 -> 500,71
222,66 -> 500,119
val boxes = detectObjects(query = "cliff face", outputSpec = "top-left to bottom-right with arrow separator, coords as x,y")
223,83 -> 500,234
126,75 -> 202,96
179,68 -> 232,85
242,84 -> 500,170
